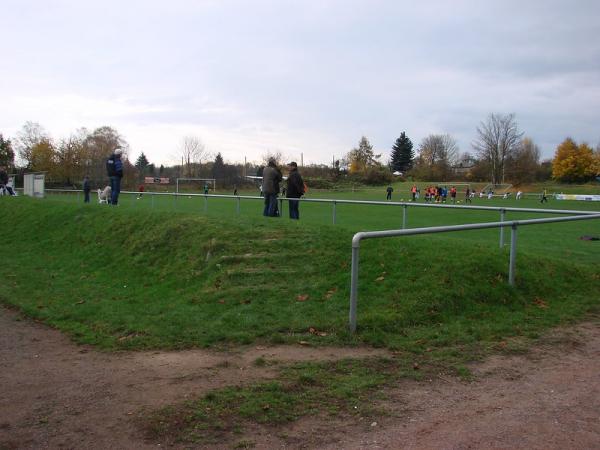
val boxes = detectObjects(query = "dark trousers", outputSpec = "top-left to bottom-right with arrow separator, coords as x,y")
84,189 -> 90,203
288,199 -> 300,219
386,192 -> 391,200
263,193 -> 278,217
110,176 -> 121,205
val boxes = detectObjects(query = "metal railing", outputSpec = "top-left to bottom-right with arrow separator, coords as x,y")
44,188 -> 599,248
348,213 -> 600,332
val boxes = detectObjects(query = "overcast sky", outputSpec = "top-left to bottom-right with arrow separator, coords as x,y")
1,0 -> 599,166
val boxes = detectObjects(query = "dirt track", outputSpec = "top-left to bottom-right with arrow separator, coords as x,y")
1,307 -> 599,449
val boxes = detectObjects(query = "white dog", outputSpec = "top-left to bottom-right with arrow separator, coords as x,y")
98,186 -> 112,204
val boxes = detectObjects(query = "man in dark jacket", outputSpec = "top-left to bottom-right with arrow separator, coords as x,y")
286,161 -> 304,220
106,149 -> 124,205
83,175 -> 91,203
261,158 -> 282,217
0,166 -> 8,195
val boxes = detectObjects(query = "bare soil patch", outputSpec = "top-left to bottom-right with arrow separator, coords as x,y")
1,307 -> 599,449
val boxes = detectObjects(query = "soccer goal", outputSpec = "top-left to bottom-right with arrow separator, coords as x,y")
481,183 -> 513,194
176,178 -> 216,194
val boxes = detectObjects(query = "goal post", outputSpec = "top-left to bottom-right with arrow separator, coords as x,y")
176,178 -> 216,193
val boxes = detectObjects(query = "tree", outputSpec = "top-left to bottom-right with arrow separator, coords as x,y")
55,133 -> 86,185
390,132 -> 414,172
212,153 -> 225,179
135,152 -> 150,173
15,121 -> 48,169
347,136 -> 380,174
506,137 -> 541,184
261,150 -> 283,167
179,136 -> 209,177
82,126 -> 129,183
412,134 -> 458,180
30,138 -> 57,174
472,113 -> 523,184
552,138 -> 597,182
0,134 -> 15,169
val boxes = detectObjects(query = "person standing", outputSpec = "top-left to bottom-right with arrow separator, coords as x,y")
83,175 -> 91,203
465,187 -> 472,204
106,148 -> 123,205
262,158 -> 282,217
450,186 -> 457,204
137,184 -> 145,199
540,188 -> 548,203
204,183 -> 209,195
233,185 -> 238,196
0,165 -> 9,195
286,162 -> 305,219
386,185 -> 393,200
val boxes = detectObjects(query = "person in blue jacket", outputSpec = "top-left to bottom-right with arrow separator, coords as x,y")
106,149 -> 124,205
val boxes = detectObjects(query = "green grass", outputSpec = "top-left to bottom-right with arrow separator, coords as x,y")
2,195 -> 599,351
144,356 -> 419,445
0,191 -> 600,448
2,194 -> 599,443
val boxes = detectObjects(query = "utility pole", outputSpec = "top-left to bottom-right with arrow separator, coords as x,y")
301,152 -> 304,167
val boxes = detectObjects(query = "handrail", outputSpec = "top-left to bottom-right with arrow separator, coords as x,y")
43,188 -> 599,216
348,213 -> 600,332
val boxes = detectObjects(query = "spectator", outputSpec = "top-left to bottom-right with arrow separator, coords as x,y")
261,158 -> 282,217
83,176 -> 91,203
386,185 -> 393,200
0,165 -> 9,195
106,149 -> 124,205
286,161 -> 305,219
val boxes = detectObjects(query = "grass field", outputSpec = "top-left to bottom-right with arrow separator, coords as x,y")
2,190 -> 599,442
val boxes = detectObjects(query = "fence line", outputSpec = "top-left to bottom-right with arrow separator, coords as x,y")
44,188 -> 599,248
348,214 -> 600,333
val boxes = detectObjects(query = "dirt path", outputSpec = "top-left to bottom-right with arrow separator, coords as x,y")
1,307 -> 599,449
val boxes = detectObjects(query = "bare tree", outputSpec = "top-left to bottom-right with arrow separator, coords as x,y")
418,134 -> 459,166
179,136 -> 210,177
472,113 -> 523,184
506,137 -> 541,184
260,150 -> 284,167
412,134 -> 459,180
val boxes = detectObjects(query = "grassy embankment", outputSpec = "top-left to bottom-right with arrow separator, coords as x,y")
2,196 -> 599,444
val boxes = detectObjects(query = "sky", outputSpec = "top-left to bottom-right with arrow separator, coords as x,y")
1,0 -> 599,166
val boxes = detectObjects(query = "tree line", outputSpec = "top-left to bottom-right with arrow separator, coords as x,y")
1,114 -> 598,189
345,113 -> 600,185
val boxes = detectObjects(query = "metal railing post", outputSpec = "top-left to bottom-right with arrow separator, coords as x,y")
499,209 -> 506,248
509,223 -> 518,285
333,201 -> 337,225
349,241 -> 361,333
204,195 -> 208,213
279,198 -> 283,217
236,196 -> 240,215
151,192 -> 155,209
402,204 -> 407,229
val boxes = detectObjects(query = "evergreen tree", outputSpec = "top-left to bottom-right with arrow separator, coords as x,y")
390,132 -> 414,172
212,152 -> 225,179
135,152 -> 149,173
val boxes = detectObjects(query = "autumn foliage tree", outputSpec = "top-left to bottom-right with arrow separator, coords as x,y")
552,138 -> 598,182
